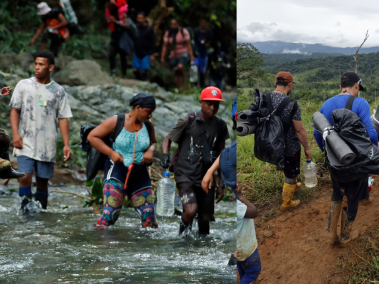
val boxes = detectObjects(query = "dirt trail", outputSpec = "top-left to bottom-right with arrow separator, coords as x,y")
253,180 -> 379,284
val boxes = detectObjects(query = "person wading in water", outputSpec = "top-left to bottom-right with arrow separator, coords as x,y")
161,86 -> 229,236
88,93 -> 159,229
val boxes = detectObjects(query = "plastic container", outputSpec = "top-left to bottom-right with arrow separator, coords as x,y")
156,171 -> 176,216
303,159 -> 317,188
189,62 -> 198,83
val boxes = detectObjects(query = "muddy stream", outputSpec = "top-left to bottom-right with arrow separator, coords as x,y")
0,179 -> 236,284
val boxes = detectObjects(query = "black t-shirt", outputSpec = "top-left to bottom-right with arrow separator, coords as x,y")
208,51 -> 228,80
168,112 -> 230,186
134,24 -> 155,59
194,27 -> 212,57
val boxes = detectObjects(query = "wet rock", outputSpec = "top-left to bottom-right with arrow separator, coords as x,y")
263,231 -> 273,238
53,60 -> 113,86
15,53 -> 34,72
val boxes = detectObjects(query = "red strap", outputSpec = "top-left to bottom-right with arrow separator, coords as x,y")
124,114 -> 141,189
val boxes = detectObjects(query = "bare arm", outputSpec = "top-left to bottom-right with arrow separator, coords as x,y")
29,22 -> 46,45
187,38 -> 194,61
51,14 -> 68,30
161,41 -> 168,63
202,155 -> 220,193
142,122 -> 157,164
293,120 -> 311,159
10,108 -> 22,149
237,181 -> 258,219
161,136 -> 172,154
58,118 -> 71,161
118,13 -> 130,28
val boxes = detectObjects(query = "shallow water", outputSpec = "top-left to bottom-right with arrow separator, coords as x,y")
0,182 -> 236,284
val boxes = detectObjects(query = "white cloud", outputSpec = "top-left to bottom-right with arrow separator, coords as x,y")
237,0 -> 379,47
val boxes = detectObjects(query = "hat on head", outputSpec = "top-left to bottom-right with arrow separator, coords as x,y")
37,2 -> 52,15
200,86 -> 224,102
130,93 -> 156,108
114,0 -> 127,8
276,71 -> 295,84
341,71 -> 365,91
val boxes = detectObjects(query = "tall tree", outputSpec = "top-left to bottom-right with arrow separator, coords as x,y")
237,42 -> 264,82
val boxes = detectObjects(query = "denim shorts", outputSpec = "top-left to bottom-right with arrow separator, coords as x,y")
170,52 -> 190,67
17,156 -> 55,179
237,249 -> 261,284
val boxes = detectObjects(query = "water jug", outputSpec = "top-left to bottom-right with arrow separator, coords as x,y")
189,62 -> 198,83
303,159 -> 317,188
156,171 -> 176,216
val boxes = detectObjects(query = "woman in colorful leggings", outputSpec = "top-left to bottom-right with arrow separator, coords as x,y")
88,93 -> 158,229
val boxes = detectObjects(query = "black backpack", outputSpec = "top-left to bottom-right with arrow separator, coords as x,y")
254,93 -> 298,168
79,113 -> 152,181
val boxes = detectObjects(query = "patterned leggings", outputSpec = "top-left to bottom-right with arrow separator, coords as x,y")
96,179 -> 158,228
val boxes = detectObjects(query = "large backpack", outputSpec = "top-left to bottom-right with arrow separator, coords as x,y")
79,113 -> 152,181
324,96 -> 379,182
254,92 -> 298,168
168,111 -> 227,172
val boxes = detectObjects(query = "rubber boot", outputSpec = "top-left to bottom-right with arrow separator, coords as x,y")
0,152 -> 25,179
35,189 -> 48,209
340,208 -> 359,247
295,182 -> 302,192
20,193 -> 33,213
280,182 -> 300,211
179,216 -> 192,236
326,201 -> 341,245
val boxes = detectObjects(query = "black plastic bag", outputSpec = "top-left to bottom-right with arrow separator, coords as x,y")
329,108 -> 379,179
254,114 -> 286,167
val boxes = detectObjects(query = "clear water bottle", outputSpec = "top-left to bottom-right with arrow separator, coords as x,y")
303,159 -> 317,188
189,62 -> 198,83
156,171 -> 176,216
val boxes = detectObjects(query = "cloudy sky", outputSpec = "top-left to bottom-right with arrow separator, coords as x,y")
237,0 -> 379,47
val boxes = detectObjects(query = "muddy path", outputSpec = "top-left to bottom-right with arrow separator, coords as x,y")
250,179 -> 379,284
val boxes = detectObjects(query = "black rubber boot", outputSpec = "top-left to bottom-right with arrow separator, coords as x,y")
20,193 -> 33,213
0,152 -> 25,179
35,190 -> 48,209
179,216 -> 192,236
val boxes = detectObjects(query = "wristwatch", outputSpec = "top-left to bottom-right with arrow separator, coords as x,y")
217,183 -> 226,189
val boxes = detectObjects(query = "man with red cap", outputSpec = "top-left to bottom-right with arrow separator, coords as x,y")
270,71 -> 311,211
161,86 -> 230,236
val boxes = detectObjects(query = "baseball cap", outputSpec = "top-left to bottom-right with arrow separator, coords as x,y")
37,2 -> 52,15
276,71 -> 295,83
341,71 -> 365,91
200,86 -> 225,102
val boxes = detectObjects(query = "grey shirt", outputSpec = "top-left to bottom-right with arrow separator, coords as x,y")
269,92 -> 302,157
168,112 -> 230,186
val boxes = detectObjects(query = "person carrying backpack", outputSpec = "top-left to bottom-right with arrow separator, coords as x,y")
87,93 -> 158,229
160,86 -> 230,236
28,2 -> 70,56
268,72 -> 311,211
313,71 -> 378,247
161,19 -> 195,90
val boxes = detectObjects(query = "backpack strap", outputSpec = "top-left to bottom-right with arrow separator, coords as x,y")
110,113 -> 126,143
144,120 -> 152,145
275,97 -> 292,117
345,95 -> 356,110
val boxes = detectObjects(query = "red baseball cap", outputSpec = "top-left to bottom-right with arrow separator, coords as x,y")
200,86 -> 225,102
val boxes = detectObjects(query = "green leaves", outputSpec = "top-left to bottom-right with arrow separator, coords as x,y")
91,176 -> 103,202
237,42 -> 265,82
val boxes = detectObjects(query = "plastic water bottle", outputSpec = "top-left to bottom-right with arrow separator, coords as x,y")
156,171 -> 176,216
189,62 -> 198,83
303,159 -> 317,188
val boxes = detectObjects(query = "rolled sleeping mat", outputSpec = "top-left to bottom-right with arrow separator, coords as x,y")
312,111 -> 355,166
371,110 -> 379,140
236,123 -> 257,137
236,110 -> 259,124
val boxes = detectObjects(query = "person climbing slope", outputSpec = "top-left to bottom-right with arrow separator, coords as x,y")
28,2 -> 70,56
314,71 -> 378,247
88,93 -> 158,229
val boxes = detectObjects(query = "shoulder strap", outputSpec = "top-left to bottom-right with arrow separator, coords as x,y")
110,113 -> 125,142
187,111 -> 196,129
275,97 -> 291,117
144,120 -> 152,144
265,92 -> 274,113
345,95 -> 356,111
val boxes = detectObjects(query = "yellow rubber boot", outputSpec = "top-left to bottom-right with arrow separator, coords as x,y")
280,182 -> 300,211
0,158 -> 11,171
295,182 -> 302,192
326,201 -> 341,245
